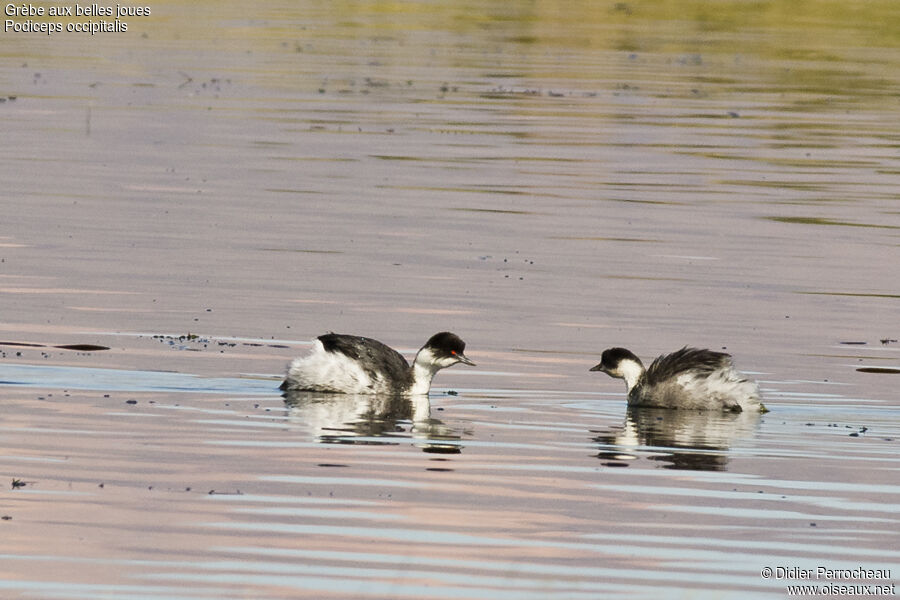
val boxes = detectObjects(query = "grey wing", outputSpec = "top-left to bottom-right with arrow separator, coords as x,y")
318,334 -> 411,383
645,347 -> 732,384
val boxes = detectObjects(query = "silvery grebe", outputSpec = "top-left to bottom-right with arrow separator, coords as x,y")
590,346 -> 766,413
280,332 -> 474,395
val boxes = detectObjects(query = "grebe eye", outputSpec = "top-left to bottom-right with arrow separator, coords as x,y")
451,350 -> 457,355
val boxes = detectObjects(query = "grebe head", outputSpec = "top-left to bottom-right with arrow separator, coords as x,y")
590,347 -> 646,391
590,347 -> 642,376
418,332 -> 476,369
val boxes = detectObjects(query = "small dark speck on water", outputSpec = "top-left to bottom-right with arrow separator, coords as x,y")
55,344 -> 110,351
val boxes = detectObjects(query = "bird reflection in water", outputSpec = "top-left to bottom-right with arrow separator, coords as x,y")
283,391 -> 465,454
592,406 -> 764,471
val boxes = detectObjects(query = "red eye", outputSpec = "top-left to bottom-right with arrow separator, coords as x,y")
451,350 -> 457,355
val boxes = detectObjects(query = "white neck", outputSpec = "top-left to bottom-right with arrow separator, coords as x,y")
618,359 -> 646,393
409,349 -> 439,395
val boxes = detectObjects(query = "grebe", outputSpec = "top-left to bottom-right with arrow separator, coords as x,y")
280,332 -> 475,395
590,346 -> 766,413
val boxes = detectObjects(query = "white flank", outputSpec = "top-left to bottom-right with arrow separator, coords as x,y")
284,339 -> 382,394
675,368 -> 761,411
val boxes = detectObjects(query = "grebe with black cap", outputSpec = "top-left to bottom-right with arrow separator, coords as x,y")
281,332 -> 475,395
590,346 -> 766,413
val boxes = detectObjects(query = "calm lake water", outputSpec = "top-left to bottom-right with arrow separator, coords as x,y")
1,1 -> 899,598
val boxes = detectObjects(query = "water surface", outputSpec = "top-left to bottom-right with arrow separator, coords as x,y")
1,0 -> 899,598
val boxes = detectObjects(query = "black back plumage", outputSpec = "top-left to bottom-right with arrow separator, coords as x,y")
317,333 -> 414,389
645,347 -> 732,385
